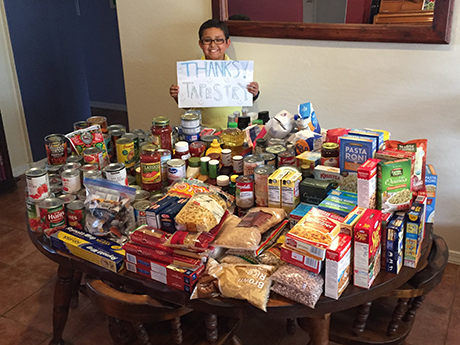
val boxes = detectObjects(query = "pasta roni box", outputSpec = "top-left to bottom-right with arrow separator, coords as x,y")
377,158 -> 412,213
424,164 -> 437,223
404,195 -> 426,268
348,129 -> 385,151
339,135 -> 377,192
50,227 -> 125,273
354,209 -> 382,289
325,233 -> 352,299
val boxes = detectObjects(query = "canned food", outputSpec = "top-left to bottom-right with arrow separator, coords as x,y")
167,159 -> 186,184
243,155 -> 264,176
66,155 -> 84,166
182,125 -> 201,135
123,133 -> 140,162
76,188 -> 87,201
83,169 -> 102,179
184,134 -> 200,142
103,163 -> 128,186
128,175 -> 136,185
236,175 -> 254,208
260,152 -> 276,167
107,124 -> 126,132
87,116 -> 108,133
81,164 -> 98,173
48,173 -> 61,185
181,112 -> 201,128
131,128 -> 147,136
133,200 -> 151,226
232,155 -> 244,174
116,137 -> 135,169
83,147 -> 103,168
201,135 -> 222,148
45,134 -> 68,165
45,163 -> 62,175
39,197 -> 66,237
158,149 -> 172,182
268,138 -> 285,147
149,191 -> 165,203
67,200 -> 85,230
278,151 -> 296,166
26,168 -> 50,201
254,165 -> 275,207
26,197 -> 41,232
50,183 -> 63,196
73,121 -> 88,131
60,169 -> 81,194
57,193 -> 77,205
135,189 -> 150,201
266,144 -> 287,168
60,162 -> 82,173
129,184 -> 142,190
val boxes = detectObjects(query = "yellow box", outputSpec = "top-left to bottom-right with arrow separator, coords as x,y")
281,171 -> 302,214
268,169 -> 290,208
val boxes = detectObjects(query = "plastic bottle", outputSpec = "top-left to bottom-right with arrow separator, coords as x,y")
206,139 -> 223,161
208,160 -> 219,186
229,174 -> 238,196
220,122 -> 245,156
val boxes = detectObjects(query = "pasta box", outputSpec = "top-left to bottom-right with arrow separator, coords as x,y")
339,135 -> 377,173
349,129 -> 385,151
280,244 -> 323,274
424,164 -> 437,224
325,234 -> 352,299
146,196 -> 178,229
340,206 -> 366,236
354,209 -> 382,289
404,196 -> 426,268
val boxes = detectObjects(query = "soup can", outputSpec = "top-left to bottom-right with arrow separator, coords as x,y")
73,121 -> 88,131
254,165 -> 275,207
236,175 -> 254,209
45,134 -> 68,166
266,144 -> 287,168
26,168 -> 50,201
50,183 -> 63,196
103,163 -> 128,186
243,154 -> 264,176
181,112 -> 201,128
133,200 -> 151,226
76,188 -> 87,201
167,159 -> 186,184
67,200 -> 85,230
39,197 -> 66,238
26,197 -> 42,232
116,137 -> 135,169
158,149 -> 172,182
260,152 -> 276,167
83,169 -> 102,180
66,155 -> 84,166
48,173 -> 61,185
60,169 -> 81,194
107,124 -> 126,133
87,116 -> 108,133
45,163 -> 62,175
57,193 -> 77,206
83,147 -> 103,168
123,133 -> 139,162
278,151 -> 296,166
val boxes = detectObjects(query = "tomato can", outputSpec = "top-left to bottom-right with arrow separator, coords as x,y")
236,175 -> 254,208
167,159 -> 186,184
123,133 -> 140,163
77,188 -> 87,201
48,173 -> 61,185
66,155 -> 84,166
133,200 -> 151,226
135,189 -> 150,202
26,197 -> 42,232
278,151 -> 296,167
45,163 -> 62,175
103,163 -> 128,186
45,134 -> 68,165
260,152 -> 276,167
26,168 -> 50,201
60,162 -> 81,173
107,124 -> 126,133
116,137 -> 135,169
57,193 -> 76,206
67,200 -> 85,230
254,165 -> 275,207
87,116 -> 108,133
39,197 -> 66,238
60,169 -> 81,194
83,147 -> 103,168
83,169 -> 102,179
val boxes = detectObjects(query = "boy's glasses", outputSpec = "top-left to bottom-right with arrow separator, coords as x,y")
200,38 -> 226,45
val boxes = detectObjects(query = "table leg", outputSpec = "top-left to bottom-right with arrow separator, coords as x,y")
297,314 -> 330,345
70,271 -> 82,309
49,264 -> 74,345
205,313 -> 218,342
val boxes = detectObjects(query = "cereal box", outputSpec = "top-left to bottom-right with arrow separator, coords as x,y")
383,213 -> 405,274
404,197 -> 426,268
340,206 -> 366,236
281,171 -> 302,213
325,234 -> 352,299
357,158 -> 380,209
377,158 -> 412,213
349,129 -> 385,151
354,209 -> 382,289
280,244 -> 323,274
424,164 -> 437,224
268,170 -> 290,208
289,203 -> 314,228
313,165 -> 341,183
299,178 -> 335,205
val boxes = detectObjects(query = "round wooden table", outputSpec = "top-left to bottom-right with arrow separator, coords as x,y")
28,226 -> 433,345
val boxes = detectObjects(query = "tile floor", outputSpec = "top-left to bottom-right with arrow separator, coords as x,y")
0,176 -> 458,345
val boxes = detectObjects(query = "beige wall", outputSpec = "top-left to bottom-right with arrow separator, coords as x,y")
119,1 -> 460,255
0,0 -> 32,175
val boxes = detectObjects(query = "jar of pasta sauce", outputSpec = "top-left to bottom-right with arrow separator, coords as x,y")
151,116 -> 172,152
321,142 -> 340,168
140,144 -> 161,191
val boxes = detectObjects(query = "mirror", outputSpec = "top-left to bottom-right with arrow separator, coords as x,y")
212,0 -> 455,44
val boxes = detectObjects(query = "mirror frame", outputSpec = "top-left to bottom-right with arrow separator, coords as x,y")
212,0 -> 455,44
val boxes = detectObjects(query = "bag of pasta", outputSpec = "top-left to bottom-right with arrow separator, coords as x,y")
175,193 -> 227,232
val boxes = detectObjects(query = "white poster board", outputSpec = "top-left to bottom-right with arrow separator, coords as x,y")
177,60 -> 254,108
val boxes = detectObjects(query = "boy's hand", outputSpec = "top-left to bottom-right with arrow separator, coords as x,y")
170,84 -> 179,102
247,81 -> 259,97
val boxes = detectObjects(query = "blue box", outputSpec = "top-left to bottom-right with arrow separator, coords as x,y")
425,164 -> 437,223
349,129 -> 385,151
339,135 -> 377,174
318,199 -> 355,218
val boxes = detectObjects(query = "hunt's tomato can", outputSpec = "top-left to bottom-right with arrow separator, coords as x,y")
45,134 -> 68,165
67,200 -> 85,230
26,168 -> 50,201
39,197 -> 66,238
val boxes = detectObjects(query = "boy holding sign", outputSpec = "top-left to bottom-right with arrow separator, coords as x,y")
170,19 -> 260,130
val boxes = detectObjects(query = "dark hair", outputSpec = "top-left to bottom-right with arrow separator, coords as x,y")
198,19 -> 230,40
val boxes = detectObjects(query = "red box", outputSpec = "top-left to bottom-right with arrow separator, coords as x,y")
280,244 -> 322,274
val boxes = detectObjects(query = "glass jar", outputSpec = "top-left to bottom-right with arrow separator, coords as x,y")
321,142 -> 340,168
151,116 -> 172,152
173,141 -> 191,163
189,141 -> 206,157
140,144 -> 161,191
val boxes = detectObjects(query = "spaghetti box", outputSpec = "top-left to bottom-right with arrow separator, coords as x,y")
404,197 -> 426,268
354,209 -> 382,289
50,227 -> 125,273
339,135 -> 377,173
349,129 -> 385,151
357,158 -> 380,209
384,213 -> 405,274
159,198 -> 188,234
280,244 -> 323,274
146,196 -> 178,229
299,178 -> 335,205
289,203 -> 314,228
425,164 -> 437,224
325,234 -> 352,300
340,206 -> 366,236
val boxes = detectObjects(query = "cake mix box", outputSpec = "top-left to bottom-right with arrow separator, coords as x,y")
357,158 -> 380,209
325,234 -> 352,299
354,209 -> 382,289
340,206 -> 366,236
280,244 -> 323,274
384,212 -> 405,274
404,196 -> 426,268
424,164 -> 437,224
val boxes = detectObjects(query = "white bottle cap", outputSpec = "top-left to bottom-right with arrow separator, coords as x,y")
175,141 -> 189,153
217,175 -> 230,186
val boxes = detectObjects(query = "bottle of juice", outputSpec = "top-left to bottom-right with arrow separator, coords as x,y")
220,122 -> 245,156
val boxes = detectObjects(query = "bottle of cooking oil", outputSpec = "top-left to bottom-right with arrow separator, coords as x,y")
220,122 -> 245,156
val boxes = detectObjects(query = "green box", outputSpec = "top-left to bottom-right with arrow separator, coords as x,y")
377,158 -> 412,212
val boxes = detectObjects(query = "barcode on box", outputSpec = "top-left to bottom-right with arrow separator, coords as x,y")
126,262 -> 136,273
304,256 -> 319,269
126,253 -> 137,264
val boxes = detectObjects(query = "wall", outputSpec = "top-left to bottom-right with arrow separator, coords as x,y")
118,0 -> 460,256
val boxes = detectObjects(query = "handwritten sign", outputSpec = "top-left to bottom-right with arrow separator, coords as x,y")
177,60 -> 254,108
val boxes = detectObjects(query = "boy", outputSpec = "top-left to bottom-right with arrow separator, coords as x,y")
170,19 -> 260,130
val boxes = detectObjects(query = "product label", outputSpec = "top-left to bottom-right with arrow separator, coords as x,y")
117,142 -> 135,168
141,162 -> 161,184
27,174 -> 50,201
68,209 -> 85,230
62,176 -> 81,194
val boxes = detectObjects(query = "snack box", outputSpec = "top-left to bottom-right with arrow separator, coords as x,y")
325,234 -> 352,300
280,244 -> 323,274
289,203 -> 314,228
299,178 -> 335,205
268,169 -> 290,208
339,135 -> 377,173
424,164 -> 437,224
285,207 -> 343,260
313,165 -> 341,184
125,254 -> 205,293
340,206 -> 366,236
281,171 -> 302,213
50,227 -> 125,273
357,158 -> 380,209
354,209 -> 382,289
404,197 -> 426,268
296,151 -> 321,168
349,129 -> 385,151
384,212 -> 405,274
365,128 -> 391,142
146,196 -> 178,229
377,158 -> 412,213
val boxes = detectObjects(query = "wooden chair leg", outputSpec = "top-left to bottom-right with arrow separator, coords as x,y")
387,298 -> 410,335
171,317 -> 183,344
205,313 -> 218,342
286,318 -> 296,335
132,321 -> 152,345
403,295 -> 425,322
230,335 -> 243,345
352,301 -> 373,335
107,317 -> 136,345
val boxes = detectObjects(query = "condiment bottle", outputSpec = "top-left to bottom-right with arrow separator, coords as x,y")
220,122 -> 245,156
140,144 -> 161,191
229,174 -> 238,196
217,175 -> 230,192
208,159 -> 219,185
321,142 -> 340,168
186,157 -> 201,179
219,149 -> 233,176
206,139 -> 222,161
151,116 -> 172,152
173,141 -> 191,165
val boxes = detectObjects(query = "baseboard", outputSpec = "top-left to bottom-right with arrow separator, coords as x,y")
90,102 -> 127,112
13,158 -> 47,177
448,250 -> 460,265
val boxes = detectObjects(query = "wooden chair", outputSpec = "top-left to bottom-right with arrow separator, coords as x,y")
81,277 -> 242,345
329,233 -> 448,345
